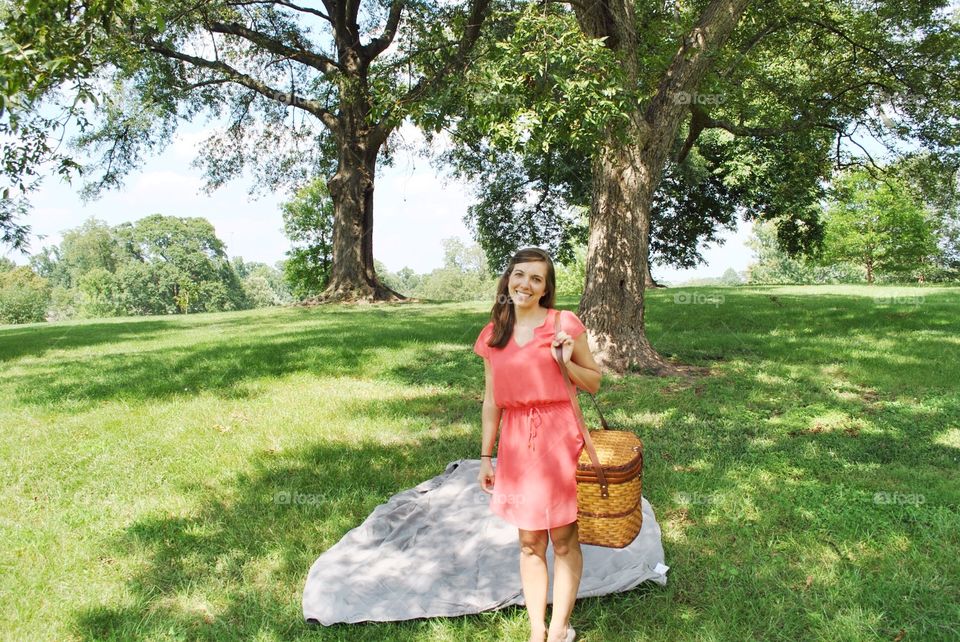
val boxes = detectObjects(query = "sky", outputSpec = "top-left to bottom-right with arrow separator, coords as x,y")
3,118 -> 759,286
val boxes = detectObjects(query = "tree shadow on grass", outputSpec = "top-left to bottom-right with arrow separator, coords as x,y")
628,361 -> 960,640
21,291 -> 960,639
8,307 -> 495,411
71,427 -> 505,641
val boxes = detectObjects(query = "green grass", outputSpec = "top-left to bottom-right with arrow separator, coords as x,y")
1,285 -> 958,641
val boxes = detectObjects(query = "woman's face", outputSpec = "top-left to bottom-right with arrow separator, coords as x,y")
508,260 -> 548,309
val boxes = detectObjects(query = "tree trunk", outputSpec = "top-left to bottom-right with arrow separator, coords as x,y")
575,0 -> 751,375
580,120 -> 676,374
645,256 -> 665,288
313,140 -> 404,303
304,74 -> 404,304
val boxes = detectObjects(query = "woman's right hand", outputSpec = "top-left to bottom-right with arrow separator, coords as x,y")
478,458 -> 495,494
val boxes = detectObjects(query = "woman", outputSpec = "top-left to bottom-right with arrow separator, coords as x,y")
473,247 -> 602,642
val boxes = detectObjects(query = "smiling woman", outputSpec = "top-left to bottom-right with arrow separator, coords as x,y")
473,247 -> 602,642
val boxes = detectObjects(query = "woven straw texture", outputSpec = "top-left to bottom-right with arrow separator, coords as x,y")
576,430 -> 644,548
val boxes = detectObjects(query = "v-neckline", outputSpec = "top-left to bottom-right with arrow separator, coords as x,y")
512,309 -> 553,349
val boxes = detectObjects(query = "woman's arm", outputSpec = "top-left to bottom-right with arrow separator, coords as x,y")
480,359 -> 502,456
565,333 -> 602,395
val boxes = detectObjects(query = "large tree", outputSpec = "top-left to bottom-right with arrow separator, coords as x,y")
2,0 -> 493,302
819,169 -> 939,282
438,0 -> 960,373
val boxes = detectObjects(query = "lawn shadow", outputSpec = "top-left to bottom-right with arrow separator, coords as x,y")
19,290 -> 960,639
7,306 -> 495,411
71,425 -> 491,641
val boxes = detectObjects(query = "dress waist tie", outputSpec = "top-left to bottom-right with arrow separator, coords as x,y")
526,406 -> 544,452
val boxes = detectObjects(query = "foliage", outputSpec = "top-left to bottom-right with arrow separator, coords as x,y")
113,214 -> 248,313
719,268 -> 743,286
233,257 -> 292,308
280,178 -> 334,301
746,220 -> 864,285
0,0 -> 116,251
888,152 -> 960,276
818,169 -> 940,282
554,241 -> 586,297
27,214 -> 250,318
374,239 -> 497,301
410,238 -> 497,302
437,0 -> 960,271
376,261 -> 423,297
0,265 -> 50,323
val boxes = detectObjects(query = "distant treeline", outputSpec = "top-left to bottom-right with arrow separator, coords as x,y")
0,215 -> 584,324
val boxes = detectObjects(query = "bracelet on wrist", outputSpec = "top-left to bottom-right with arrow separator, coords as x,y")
480,454 -> 492,458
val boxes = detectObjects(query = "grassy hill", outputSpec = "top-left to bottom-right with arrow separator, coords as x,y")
1,285 -> 958,641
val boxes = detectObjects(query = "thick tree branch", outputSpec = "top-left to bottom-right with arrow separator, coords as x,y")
327,0 -> 347,50
645,0 -> 752,128
207,20 -> 342,77
361,0 -> 404,61
634,0 -> 752,181
183,77 -> 234,91
225,0 -> 332,22
571,0 -> 619,49
374,0 -> 492,145
676,104 -> 711,163
695,107 -> 885,175
143,37 -> 340,130
345,0 -> 362,34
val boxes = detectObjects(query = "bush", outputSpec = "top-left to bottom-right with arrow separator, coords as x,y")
242,275 -> 280,308
0,267 -> 51,324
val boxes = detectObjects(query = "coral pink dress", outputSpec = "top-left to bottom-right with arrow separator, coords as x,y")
473,308 -> 587,531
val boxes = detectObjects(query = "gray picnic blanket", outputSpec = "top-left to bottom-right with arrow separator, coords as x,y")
302,459 -> 669,625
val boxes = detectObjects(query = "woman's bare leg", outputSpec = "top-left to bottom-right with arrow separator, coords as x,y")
547,521 -> 582,642
518,528 -> 549,642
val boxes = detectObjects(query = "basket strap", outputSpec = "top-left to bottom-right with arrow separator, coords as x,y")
554,310 -> 610,499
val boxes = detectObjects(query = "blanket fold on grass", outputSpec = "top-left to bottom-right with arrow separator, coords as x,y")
303,459 -> 669,625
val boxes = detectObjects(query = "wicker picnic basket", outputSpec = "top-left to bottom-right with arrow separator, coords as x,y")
554,314 -> 644,548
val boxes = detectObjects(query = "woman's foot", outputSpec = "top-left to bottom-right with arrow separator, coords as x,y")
527,628 -> 546,642
546,625 -> 574,642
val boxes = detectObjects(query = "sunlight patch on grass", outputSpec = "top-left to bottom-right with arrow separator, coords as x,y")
934,428 -> 960,449
628,409 -> 672,430
150,592 -> 219,624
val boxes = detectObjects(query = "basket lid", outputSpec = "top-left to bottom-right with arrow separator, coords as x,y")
577,430 -> 643,470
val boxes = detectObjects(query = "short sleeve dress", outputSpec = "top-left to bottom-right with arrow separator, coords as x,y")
472,308 -> 588,531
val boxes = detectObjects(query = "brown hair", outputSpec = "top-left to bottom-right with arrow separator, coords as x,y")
486,247 -> 557,349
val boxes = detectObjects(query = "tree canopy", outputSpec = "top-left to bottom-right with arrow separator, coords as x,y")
2,0 -> 494,304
